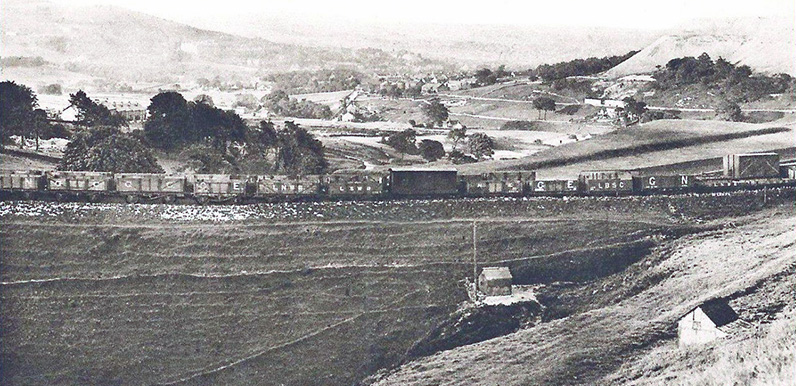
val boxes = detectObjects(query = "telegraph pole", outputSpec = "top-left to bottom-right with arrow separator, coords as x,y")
472,220 -> 478,293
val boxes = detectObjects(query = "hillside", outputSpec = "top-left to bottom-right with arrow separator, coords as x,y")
198,16 -> 661,69
0,0 -> 449,87
372,202 -> 796,386
606,17 -> 796,77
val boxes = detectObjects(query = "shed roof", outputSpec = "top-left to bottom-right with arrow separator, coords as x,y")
481,267 -> 512,281
696,299 -> 738,328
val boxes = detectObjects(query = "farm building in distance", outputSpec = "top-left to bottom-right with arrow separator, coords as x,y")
478,267 -> 513,296
677,299 -> 741,346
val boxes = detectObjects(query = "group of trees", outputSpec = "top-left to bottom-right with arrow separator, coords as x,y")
60,126 -> 163,173
473,65 -> 508,87
382,126 -> 494,164
654,53 -> 795,104
376,82 -> 422,99
532,50 -> 638,81
144,91 -> 248,151
0,81 -> 68,151
532,97 -> 557,119
261,90 -> 334,120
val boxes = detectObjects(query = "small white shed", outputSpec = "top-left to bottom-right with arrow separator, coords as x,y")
677,299 -> 739,346
478,267 -> 513,297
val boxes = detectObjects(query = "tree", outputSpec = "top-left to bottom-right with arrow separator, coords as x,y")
0,81 -> 38,145
467,132 -> 495,160
383,129 -> 418,160
447,126 -> 467,150
84,134 -> 163,173
716,99 -> 743,122
532,97 -> 556,120
60,126 -> 121,171
193,94 -> 215,107
421,98 -> 448,128
621,97 -> 648,121
144,91 -> 192,150
180,143 -> 236,173
68,90 -> 127,128
474,68 -> 497,86
274,121 -> 327,175
419,139 -> 445,162
247,120 -> 279,158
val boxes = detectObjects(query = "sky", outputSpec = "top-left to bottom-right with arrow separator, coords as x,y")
48,0 -> 796,30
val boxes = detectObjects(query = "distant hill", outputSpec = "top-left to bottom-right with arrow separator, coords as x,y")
187,14 -> 663,70
0,0 -> 450,87
607,17 -> 796,77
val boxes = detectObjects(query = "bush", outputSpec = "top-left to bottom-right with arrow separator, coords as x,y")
448,150 -> 477,164
419,140 -> 445,162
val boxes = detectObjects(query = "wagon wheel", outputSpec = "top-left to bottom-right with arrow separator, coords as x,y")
22,191 -> 36,201
88,193 -> 102,203
55,192 -> 67,202
125,194 -> 139,204
232,196 -> 243,204
162,194 -> 176,204
195,196 -> 209,205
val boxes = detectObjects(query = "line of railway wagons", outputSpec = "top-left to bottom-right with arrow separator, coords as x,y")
1,153 -> 793,203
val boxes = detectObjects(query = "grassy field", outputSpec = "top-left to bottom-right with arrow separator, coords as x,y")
0,153 -> 57,171
372,202 -> 796,386
457,118 -> 796,177
5,191 -> 771,385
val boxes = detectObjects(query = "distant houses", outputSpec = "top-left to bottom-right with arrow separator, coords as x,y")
677,299 -> 744,346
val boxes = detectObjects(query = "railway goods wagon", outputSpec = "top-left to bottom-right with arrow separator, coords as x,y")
193,174 -> 247,201
388,168 -> 459,196
723,153 -> 780,179
463,171 -> 536,195
325,172 -> 387,197
633,175 -> 694,192
46,171 -> 112,192
532,179 -> 579,194
579,170 -> 634,193
779,161 -> 796,179
0,171 -> 44,191
255,175 -> 323,197
115,173 -> 186,202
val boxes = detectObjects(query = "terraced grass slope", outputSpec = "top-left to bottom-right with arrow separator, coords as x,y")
1,192 -> 791,385
371,204 -> 796,386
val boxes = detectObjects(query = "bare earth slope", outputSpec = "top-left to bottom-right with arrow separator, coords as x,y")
374,204 -> 795,386
607,17 -> 796,77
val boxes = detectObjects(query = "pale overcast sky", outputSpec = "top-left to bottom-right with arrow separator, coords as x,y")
50,0 -> 795,29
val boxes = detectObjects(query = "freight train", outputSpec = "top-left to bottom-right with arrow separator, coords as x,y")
1,152 -> 794,204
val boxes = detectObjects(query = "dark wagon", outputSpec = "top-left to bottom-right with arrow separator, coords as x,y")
325,172 -> 388,198
633,174 -> 695,192
388,168 -> 459,197
462,171 -> 535,195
